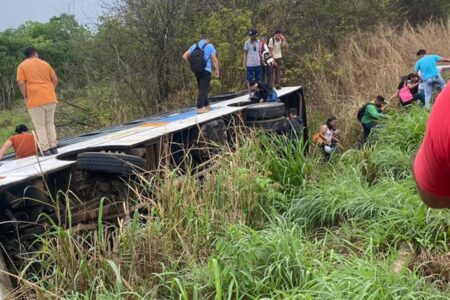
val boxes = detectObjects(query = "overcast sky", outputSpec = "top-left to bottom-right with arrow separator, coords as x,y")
0,0 -> 112,30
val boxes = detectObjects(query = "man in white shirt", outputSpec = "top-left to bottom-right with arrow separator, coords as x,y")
268,30 -> 289,90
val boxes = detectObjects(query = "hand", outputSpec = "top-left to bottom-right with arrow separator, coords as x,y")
214,70 -> 220,78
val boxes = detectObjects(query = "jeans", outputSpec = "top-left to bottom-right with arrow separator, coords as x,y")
28,103 -> 57,151
358,122 -> 376,149
194,70 -> 211,108
423,75 -> 446,109
246,66 -> 262,83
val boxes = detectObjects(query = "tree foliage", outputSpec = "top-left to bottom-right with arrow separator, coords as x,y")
0,0 -> 449,127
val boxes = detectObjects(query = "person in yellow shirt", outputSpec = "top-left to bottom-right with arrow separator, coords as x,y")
16,47 -> 59,156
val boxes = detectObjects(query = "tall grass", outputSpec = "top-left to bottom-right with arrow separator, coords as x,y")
306,22 -> 450,144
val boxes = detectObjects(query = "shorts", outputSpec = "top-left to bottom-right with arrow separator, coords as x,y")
246,66 -> 261,83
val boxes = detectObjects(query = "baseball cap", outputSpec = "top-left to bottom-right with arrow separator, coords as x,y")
248,29 -> 258,36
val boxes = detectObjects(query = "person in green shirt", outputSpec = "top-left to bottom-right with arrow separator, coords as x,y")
359,95 -> 388,147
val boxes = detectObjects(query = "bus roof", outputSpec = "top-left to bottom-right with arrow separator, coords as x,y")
0,86 -> 302,189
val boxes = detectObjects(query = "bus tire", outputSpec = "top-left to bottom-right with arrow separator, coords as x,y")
77,152 -> 146,175
245,117 -> 287,131
245,102 -> 285,121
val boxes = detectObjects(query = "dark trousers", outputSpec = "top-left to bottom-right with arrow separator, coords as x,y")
194,70 -> 211,108
358,122 -> 376,148
273,58 -> 283,85
261,64 -> 273,88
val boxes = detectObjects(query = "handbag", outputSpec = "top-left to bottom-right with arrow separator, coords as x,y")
398,84 -> 413,104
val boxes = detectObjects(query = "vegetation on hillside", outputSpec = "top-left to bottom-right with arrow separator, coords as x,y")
11,107 -> 450,299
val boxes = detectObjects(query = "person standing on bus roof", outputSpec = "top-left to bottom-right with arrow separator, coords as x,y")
17,47 -> 59,156
183,33 -> 220,114
0,124 -> 37,160
244,29 -> 262,97
268,30 -> 289,90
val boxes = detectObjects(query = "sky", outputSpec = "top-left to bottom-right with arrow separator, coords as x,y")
0,0 -> 112,30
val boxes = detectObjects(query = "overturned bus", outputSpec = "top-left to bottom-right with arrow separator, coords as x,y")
0,86 -> 307,291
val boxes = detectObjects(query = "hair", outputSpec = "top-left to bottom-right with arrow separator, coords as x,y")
23,47 -> 37,58
416,49 -> 427,56
15,124 -> 29,134
375,95 -> 385,103
275,29 -> 282,34
288,108 -> 297,116
199,33 -> 209,41
407,72 -> 419,80
326,116 -> 337,128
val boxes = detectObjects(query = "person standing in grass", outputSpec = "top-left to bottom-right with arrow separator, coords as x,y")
357,96 -> 388,148
313,116 -> 340,161
183,33 -> 220,114
268,30 -> 289,90
17,47 -> 59,156
414,49 -> 450,110
414,84 -> 450,208
0,124 -> 36,160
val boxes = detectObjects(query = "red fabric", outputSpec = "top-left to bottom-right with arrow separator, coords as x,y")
9,132 -> 36,159
414,84 -> 450,197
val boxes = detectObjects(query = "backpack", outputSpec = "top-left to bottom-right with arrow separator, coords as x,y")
189,42 -> 209,73
357,103 -> 374,122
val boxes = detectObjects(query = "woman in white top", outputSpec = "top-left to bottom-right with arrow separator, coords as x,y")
318,116 -> 339,160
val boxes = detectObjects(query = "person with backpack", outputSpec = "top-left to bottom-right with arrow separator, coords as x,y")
313,116 -> 340,161
414,49 -> 450,110
268,30 -> 289,90
244,29 -> 262,97
183,33 -> 220,114
259,36 -> 275,87
357,96 -> 388,148
389,73 -> 424,106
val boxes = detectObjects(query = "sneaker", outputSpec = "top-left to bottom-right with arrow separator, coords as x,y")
204,105 -> 212,112
38,150 -> 52,157
275,85 -> 282,90
49,147 -> 59,155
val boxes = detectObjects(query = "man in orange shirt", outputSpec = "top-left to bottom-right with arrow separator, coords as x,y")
0,124 -> 37,160
17,47 -> 59,156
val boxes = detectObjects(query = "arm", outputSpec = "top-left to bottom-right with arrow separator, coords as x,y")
0,140 -> 12,160
182,50 -> 190,61
439,57 -> 450,63
407,81 -> 419,89
367,105 -> 387,119
281,34 -> 289,49
211,53 -> 220,77
50,69 -> 58,88
244,50 -> 248,68
17,80 -> 27,100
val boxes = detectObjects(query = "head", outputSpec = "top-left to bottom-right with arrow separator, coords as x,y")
374,95 -> 386,108
274,29 -> 282,39
326,116 -> 337,129
248,29 -> 258,41
249,80 -> 260,92
416,49 -> 427,58
15,124 -> 29,134
288,108 -> 298,119
23,47 -> 38,58
407,72 -> 420,83
260,36 -> 267,43
200,33 -> 209,43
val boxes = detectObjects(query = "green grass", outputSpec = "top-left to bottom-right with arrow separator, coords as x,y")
13,106 -> 450,299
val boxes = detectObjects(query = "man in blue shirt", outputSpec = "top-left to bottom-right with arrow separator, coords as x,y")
414,49 -> 450,110
183,33 -> 220,114
244,29 -> 262,97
